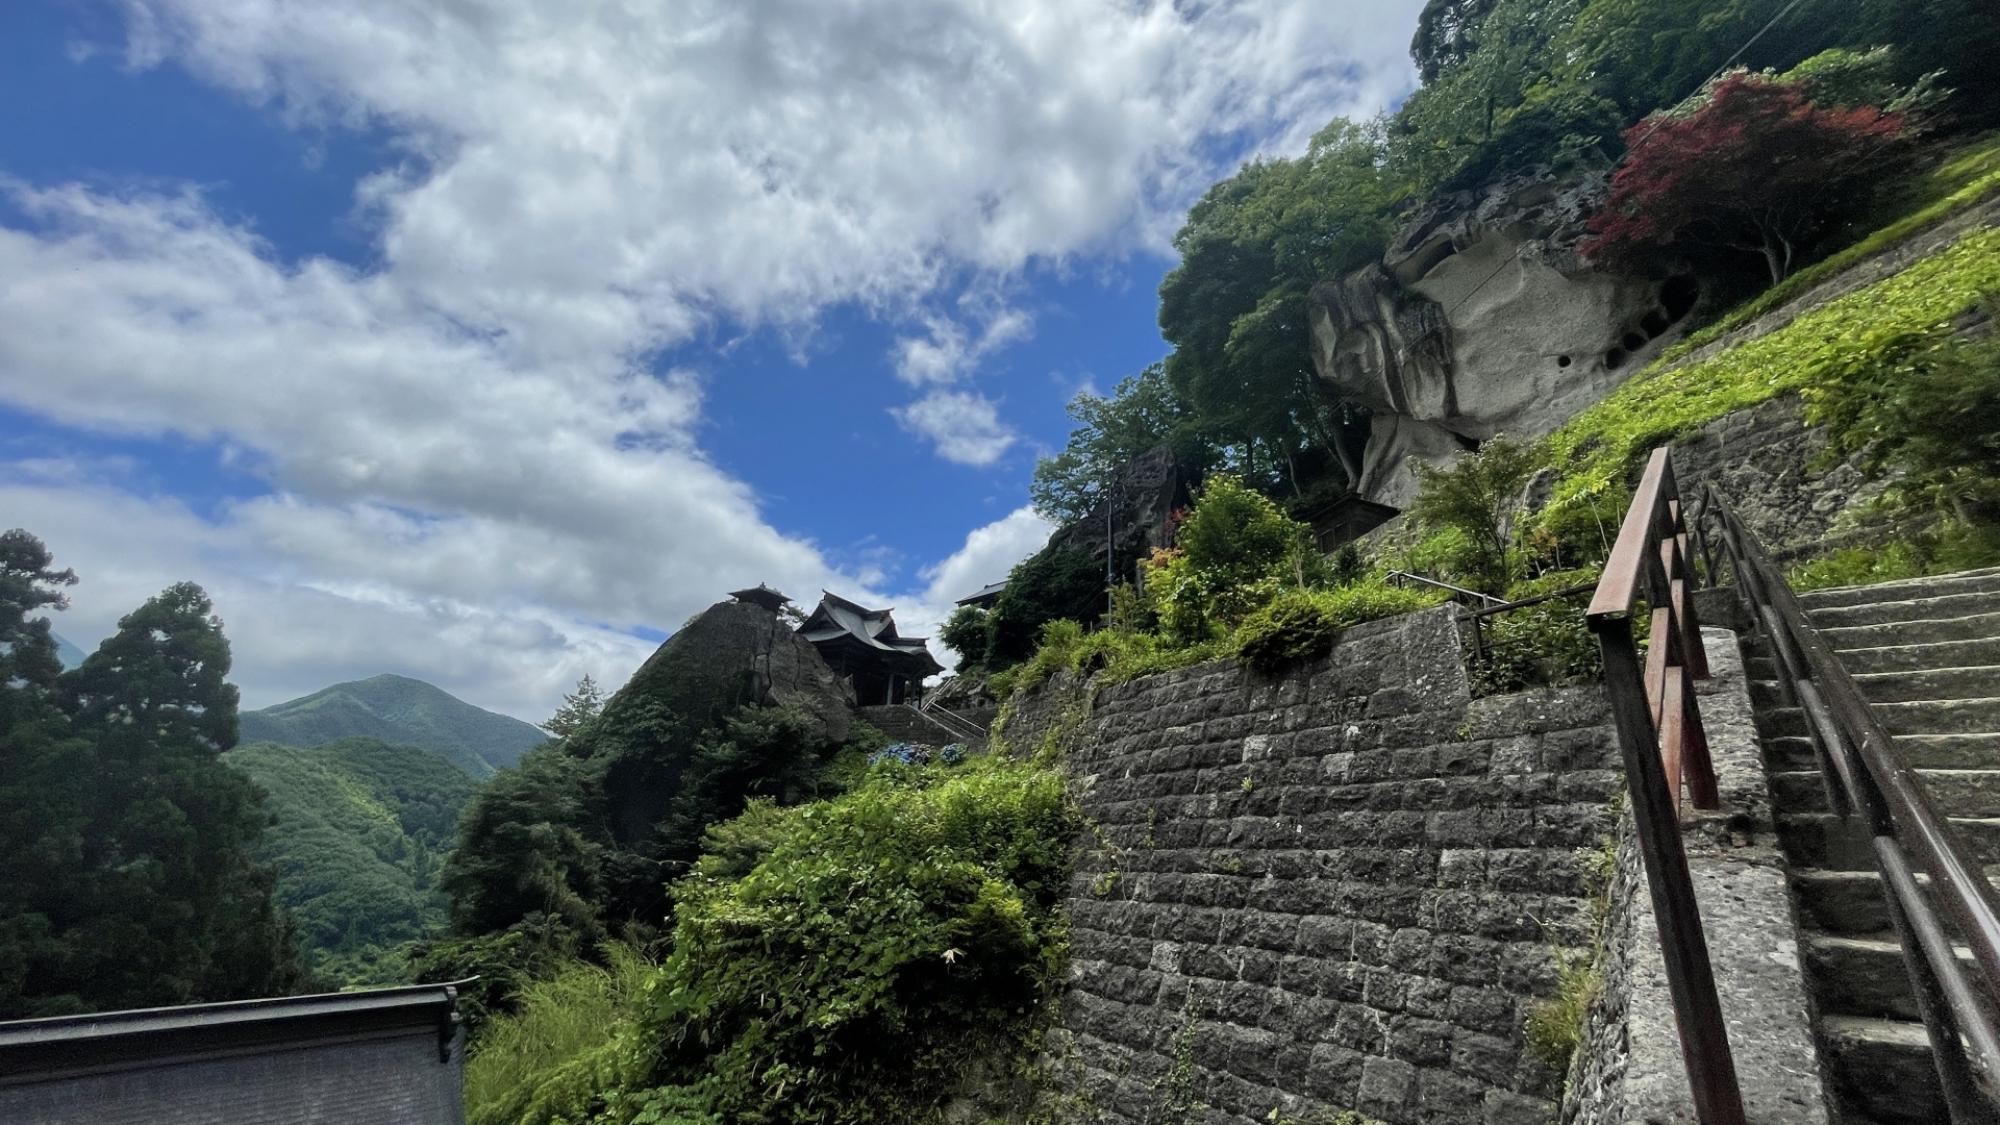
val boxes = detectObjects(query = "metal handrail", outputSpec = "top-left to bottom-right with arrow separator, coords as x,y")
1705,486 -> 2000,1118
1385,569 -> 1507,607
1586,446 -> 1745,1124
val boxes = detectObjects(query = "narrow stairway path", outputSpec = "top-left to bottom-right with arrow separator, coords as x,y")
1745,565 -> 2000,1125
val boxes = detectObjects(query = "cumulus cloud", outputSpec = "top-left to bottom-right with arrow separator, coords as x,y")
0,0 -> 1422,715
891,391 -> 1019,467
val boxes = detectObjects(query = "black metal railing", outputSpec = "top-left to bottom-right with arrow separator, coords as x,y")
1705,485 -> 2000,1120
1587,447 -> 1745,1125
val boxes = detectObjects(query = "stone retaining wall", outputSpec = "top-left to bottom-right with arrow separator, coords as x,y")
1020,607 -> 1624,1124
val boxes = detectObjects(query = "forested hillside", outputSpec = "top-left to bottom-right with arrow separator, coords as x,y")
240,673 -> 546,777
225,737 -> 479,985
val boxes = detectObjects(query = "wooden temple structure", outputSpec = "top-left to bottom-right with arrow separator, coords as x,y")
796,591 -> 943,705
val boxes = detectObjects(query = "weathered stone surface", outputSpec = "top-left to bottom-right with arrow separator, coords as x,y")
1562,628 -> 1828,1125
1309,167 -> 1700,508
1018,608 -> 1623,1124
1045,442 -> 1193,578
619,598 -> 853,744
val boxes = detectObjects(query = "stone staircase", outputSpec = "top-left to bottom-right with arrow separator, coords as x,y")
1743,566 -> 2000,1124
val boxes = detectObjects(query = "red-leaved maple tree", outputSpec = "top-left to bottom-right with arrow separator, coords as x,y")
1583,72 -> 1907,283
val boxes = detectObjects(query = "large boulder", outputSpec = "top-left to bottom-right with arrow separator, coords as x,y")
1045,443 -> 1193,580
1310,166 -> 1703,506
617,598 -> 853,746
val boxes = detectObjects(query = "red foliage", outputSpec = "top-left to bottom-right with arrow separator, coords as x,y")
1583,72 -> 1907,283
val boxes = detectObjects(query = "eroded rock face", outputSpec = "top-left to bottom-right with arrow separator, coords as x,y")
1046,443 -> 1192,576
1311,166 -> 1702,507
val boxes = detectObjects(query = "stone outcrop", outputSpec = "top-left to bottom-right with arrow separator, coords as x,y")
616,598 -> 854,745
1310,167 -> 1701,508
1045,443 -> 1193,579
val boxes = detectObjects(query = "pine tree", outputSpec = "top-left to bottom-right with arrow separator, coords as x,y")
544,673 -> 606,739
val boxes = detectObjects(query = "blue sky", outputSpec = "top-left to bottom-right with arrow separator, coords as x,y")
0,0 -> 1420,720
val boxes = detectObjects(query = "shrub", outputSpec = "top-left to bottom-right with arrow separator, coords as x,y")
1231,583 -> 1447,676
633,754 -> 1081,1123
1788,521 -> 2000,591
1808,324 -> 2000,525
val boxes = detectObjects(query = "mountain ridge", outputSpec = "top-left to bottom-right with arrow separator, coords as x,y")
239,673 -> 546,777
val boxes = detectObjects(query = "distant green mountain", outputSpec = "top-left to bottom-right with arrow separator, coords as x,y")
226,737 -> 481,985
240,673 -> 546,777
51,631 -> 86,670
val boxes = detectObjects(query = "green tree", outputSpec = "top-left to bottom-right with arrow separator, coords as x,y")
1407,436 -> 1541,590
545,674 -> 606,739
1030,363 -> 1216,524
937,604 -> 993,669
1,574 -> 303,1017
1158,119 -> 1399,495
442,743 -> 609,943
983,546 -> 1106,667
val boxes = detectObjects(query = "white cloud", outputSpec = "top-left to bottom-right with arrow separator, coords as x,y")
0,0 -> 1424,714
896,505 -> 1057,673
891,391 -> 1019,467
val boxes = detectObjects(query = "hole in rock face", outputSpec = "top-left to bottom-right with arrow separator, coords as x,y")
1661,275 -> 1700,322
1622,331 -> 1648,352
1605,348 -> 1628,370
1557,355 -> 1573,368
1640,310 -> 1670,338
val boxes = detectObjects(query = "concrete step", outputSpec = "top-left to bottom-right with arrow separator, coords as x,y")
1854,667 -> 2000,705
1805,933 -> 1979,1022
1749,670 -> 2000,708
1810,590 -> 2000,630
1887,734 -> 2000,771
1829,638 -> 2000,677
1793,870 -> 1892,935
1873,698 -> 2000,737
1770,768 -> 2000,817
1821,1014 -> 1946,1125
1821,611 -> 2000,653
1778,814 -> 2000,871
1800,567 -> 2000,610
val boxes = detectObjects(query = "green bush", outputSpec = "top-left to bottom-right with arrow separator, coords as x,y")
985,546 -> 1105,667
630,754 -> 1080,1123
1231,583 -> 1447,676
1788,521 -> 2000,591
937,604 -> 993,669
1407,437 -> 1541,591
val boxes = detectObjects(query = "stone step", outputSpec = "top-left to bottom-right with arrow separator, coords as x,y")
1765,732 -> 2000,774
1873,698 -> 2000,737
1770,768 -> 2000,817
1820,1014 -> 1946,1125
1793,869 -> 1892,935
1751,670 -> 2000,709
1778,814 -> 2000,871
1821,611 -> 2000,653
1810,589 -> 2000,630
1803,933 -> 1971,1022
1799,567 -> 2000,610
1833,637 -> 2000,676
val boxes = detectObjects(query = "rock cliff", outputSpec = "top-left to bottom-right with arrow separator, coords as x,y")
1311,167 -> 1701,507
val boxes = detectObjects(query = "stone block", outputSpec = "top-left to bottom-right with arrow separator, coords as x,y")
1357,1056 -> 1417,1120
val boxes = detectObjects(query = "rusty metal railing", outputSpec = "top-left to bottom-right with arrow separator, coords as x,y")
1706,486 -> 2000,1120
1586,447 -> 1746,1124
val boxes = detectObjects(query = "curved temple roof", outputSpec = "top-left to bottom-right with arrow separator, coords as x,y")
797,591 -> 944,676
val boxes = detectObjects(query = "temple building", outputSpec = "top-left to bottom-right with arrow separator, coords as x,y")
796,591 -> 943,705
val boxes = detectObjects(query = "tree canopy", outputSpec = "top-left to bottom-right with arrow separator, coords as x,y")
0,536 -> 301,1018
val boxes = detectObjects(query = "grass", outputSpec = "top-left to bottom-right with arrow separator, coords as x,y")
463,945 -> 654,1125
1537,224 -> 2000,530
1655,131 -> 2000,367
1788,520 -> 2000,592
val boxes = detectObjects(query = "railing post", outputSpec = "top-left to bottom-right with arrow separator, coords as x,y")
1594,615 -> 1748,1125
